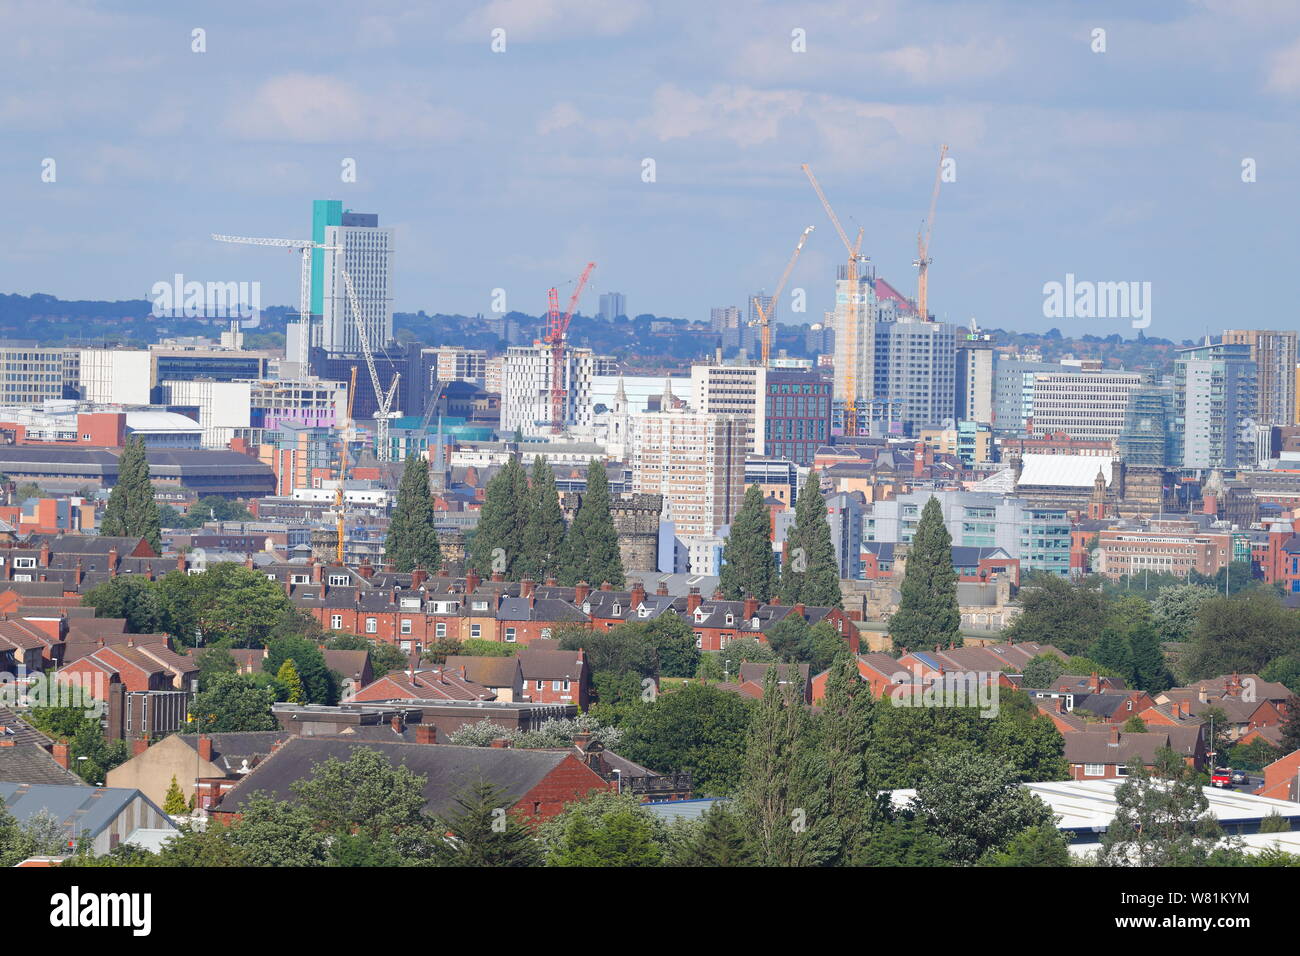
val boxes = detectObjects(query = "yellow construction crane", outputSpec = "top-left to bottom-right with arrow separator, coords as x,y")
914,144 -> 948,323
752,225 -> 815,366
334,365 -> 358,565
802,164 -> 867,435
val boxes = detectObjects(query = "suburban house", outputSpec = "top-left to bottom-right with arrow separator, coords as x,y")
207,737 -> 614,825
106,731 -> 288,809
0,781 -> 175,856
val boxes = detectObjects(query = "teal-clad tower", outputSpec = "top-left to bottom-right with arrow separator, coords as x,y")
311,199 -> 343,317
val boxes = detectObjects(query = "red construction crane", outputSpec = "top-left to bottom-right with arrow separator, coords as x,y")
544,262 -> 596,433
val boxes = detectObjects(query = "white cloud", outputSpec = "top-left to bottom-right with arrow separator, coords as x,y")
456,0 -> 648,42
538,101 -> 584,135
1264,35 -> 1300,94
224,73 -> 467,144
877,38 -> 1013,86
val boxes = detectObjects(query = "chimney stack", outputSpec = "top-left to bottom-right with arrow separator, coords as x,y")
630,581 -> 646,608
686,587 -> 702,615
574,580 -> 591,605
198,735 -> 213,763
414,724 -> 438,745
465,568 -> 480,595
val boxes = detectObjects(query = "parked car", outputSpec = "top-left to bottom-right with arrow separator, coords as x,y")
1211,768 -> 1232,788
1230,769 -> 1248,785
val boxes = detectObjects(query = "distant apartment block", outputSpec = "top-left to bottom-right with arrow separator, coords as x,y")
0,343 -> 66,406
1029,371 -> 1144,442
631,402 -> 747,540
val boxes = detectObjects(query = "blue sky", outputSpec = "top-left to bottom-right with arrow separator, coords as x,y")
2,0 -> 1298,337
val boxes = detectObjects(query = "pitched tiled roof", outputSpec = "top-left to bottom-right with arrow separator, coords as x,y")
215,738 -> 586,817
0,708 -> 86,787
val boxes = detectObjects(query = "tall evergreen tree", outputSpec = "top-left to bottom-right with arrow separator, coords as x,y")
100,435 -> 161,553
887,495 -> 960,651
276,658 -> 305,703
672,804 -> 755,866
556,459 -> 624,587
737,667 -> 825,866
809,654 -> 875,865
470,457 -> 528,576
778,471 -> 841,608
1090,628 -> 1135,683
433,781 -> 542,867
1127,622 -> 1173,692
720,483 -> 777,602
520,456 -> 567,582
384,454 -> 442,573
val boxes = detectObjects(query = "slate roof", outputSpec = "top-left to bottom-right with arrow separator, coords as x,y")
0,708 -> 85,786
0,782 -> 170,841
216,738 -> 582,817
443,655 -> 522,689
1064,730 -> 1171,767
175,732 -> 288,775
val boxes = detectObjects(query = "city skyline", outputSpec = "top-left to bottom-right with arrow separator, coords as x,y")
2,1 -> 1298,338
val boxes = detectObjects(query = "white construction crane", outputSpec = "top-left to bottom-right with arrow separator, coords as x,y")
341,269 -> 401,461
211,234 -> 339,370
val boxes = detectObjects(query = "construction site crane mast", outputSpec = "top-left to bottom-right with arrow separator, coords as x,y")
914,144 -> 949,324
211,234 -> 339,370
333,364 -> 358,565
543,262 -> 596,434
801,164 -> 868,436
342,270 -> 400,461
752,225 -> 815,366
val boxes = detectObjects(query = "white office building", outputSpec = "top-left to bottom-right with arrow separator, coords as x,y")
501,344 -> 597,439
1029,371 -> 1144,441
321,213 -> 394,354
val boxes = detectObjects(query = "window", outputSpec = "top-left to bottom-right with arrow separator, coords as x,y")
552,680 -> 563,691
472,600 -> 488,611
329,574 -> 349,587
694,632 -> 703,648
536,680 -> 544,691
540,628 -> 552,639
14,557 -> 35,569
400,619 -> 412,635
1083,764 -> 1105,777
504,627 -> 517,643
436,623 -> 447,638
365,618 -> 377,634
291,574 -> 309,584
471,624 -> 481,638
330,614 -> 343,630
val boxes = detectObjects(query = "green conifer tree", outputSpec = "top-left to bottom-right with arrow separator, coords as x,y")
1127,623 -> 1173,693
556,460 -> 624,587
778,471 -> 841,608
384,454 -> 442,573
471,457 -> 528,576
520,456 -> 567,582
99,436 -> 161,553
810,653 -> 875,864
673,804 -> 756,866
886,495 -> 960,651
720,484 -> 776,602
276,658 -> 305,704
433,781 -> 542,866
163,775 -> 188,816
737,667 -> 825,866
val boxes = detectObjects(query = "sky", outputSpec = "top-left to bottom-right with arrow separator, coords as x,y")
2,0 -> 1299,338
